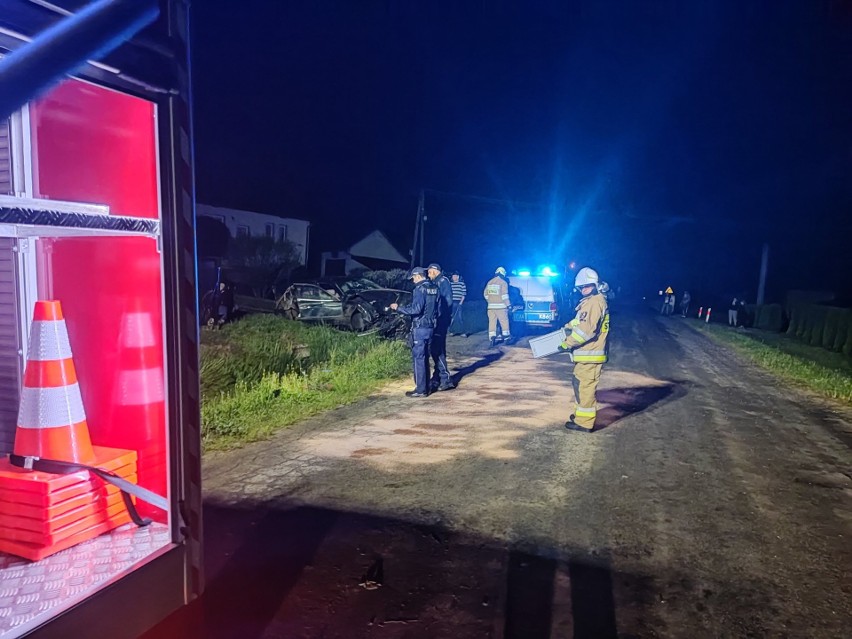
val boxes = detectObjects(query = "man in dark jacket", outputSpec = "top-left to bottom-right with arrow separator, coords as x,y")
390,267 -> 438,397
427,263 -> 455,391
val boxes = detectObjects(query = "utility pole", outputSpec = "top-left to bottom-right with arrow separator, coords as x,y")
419,191 -> 426,265
756,243 -> 769,305
409,191 -> 422,269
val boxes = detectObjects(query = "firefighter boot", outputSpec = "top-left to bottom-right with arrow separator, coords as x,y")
565,420 -> 593,433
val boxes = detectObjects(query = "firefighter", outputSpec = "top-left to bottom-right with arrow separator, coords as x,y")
561,267 -> 610,432
390,267 -> 438,397
426,263 -> 455,391
484,266 -> 512,347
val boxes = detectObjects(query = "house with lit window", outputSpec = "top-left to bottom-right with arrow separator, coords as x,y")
196,203 -> 310,266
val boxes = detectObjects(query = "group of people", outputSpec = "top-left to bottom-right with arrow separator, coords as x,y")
389,263 -> 457,397
660,287 -> 692,318
393,262 -> 612,436
662,287 -> 747,327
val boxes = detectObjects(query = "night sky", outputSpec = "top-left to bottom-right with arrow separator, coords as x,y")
191,1 -> 852,305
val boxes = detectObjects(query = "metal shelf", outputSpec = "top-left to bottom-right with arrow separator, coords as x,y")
0,195 -> 159,240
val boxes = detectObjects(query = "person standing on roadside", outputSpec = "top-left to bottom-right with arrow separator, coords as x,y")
449,272 -> 467,336
680,290 -> 692,318
427,263 -> 455,391
484,266 -> 512,347
728,297 -> 739,326
561,267 -> 610,433
390,267 -> 438,398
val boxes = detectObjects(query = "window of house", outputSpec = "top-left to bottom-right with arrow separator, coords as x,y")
278,225 -> 287,242
265,223 -> 273,238
237,225 -> 249,238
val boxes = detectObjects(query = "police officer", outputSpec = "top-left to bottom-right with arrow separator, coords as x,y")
390,267 -> 438,397
426,263 -> 455,391
561,267 -> 610,432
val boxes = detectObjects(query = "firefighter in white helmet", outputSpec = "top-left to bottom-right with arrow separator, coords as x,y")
561,266 -> 610,432
483,266 -> 512,347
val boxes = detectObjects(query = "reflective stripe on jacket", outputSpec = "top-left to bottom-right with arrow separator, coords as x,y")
483,275 -> 509,309
565,292 -> 609,363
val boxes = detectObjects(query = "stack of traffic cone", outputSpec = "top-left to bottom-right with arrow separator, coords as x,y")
0,301 -> 139,561
112,307 -> 167,519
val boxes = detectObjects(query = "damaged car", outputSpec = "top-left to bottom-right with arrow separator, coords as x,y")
275,277 -> 411,337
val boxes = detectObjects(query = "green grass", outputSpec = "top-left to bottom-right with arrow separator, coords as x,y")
200,315 -> 410,449
699,323 -> 852,404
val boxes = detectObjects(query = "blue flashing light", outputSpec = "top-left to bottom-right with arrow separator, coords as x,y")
517,269 -> 531,277
539,266 -> 557,277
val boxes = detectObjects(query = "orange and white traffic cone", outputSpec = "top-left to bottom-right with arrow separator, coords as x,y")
13,300 -> 95,465
0,300 -> 141,561
111,308 -> 167,518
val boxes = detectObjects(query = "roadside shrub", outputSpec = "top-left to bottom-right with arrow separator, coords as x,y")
787,304 -> 802,338
784,303 -> 852,358
200,314 -> 392,399
200,314 -> 410,448
806,305 -> 828,347
834,309 -> 852,354
361,269 -> 413,291
751,304 -> 784,332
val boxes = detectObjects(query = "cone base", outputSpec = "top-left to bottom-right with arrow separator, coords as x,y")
13,420 -> 95,465
0,465 -> 137,508
0,501 -> 130,545
0,472 -> 137,519
0,446 -> 137,500
0,489 -> 127,534
0,513 -> 132,561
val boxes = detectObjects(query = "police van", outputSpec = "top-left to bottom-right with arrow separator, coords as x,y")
508,268 -> 567,331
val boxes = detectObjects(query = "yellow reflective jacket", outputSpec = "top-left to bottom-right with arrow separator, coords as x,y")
563,292 -> 609,363
483,275 -> 509,309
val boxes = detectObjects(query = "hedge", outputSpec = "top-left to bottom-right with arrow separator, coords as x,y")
746,303 -> 784,332
786,303 -> 852,357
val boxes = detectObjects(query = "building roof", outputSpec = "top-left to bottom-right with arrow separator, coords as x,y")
349,230 -> 407,264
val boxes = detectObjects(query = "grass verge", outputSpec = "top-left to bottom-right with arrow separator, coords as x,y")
201,315 -> 410,450
698,323 -> 852,404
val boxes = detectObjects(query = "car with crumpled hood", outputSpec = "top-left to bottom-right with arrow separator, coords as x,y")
276,277 -> 411,334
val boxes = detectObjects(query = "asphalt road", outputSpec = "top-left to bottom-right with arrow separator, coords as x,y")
145,307 -> 852,639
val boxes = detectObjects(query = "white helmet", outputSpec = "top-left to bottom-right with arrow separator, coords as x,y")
495,266 -> 507,276
574,267 -> 599,288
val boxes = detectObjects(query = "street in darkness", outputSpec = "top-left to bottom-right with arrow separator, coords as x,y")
146,309 -> 852,638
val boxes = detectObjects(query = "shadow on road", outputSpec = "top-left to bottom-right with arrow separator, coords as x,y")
453,350 -> 504,386
143,502 -> 633,639
594,382 -> 681,431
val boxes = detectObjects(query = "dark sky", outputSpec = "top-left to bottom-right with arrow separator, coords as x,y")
191,0 -> 852,304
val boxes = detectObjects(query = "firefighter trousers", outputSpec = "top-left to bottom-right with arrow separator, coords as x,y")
487,308 -> 510,338
572,362 -> 603,429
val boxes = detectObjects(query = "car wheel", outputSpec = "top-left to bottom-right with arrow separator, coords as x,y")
350,311 -> 367,332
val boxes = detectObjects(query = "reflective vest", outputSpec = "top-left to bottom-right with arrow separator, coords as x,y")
483,275 -> 509,309
564,292 -> 609,363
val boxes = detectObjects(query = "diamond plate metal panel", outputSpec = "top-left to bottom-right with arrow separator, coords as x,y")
0,206 -> 159,236
0,523 -> 170,637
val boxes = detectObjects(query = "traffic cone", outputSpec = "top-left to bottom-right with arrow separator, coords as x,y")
0,300 -> 140,561
111,307 -> 167,518
13,300 -> 95,464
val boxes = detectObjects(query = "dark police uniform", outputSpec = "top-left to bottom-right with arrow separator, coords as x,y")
395,274 -> 439,395
429,269 -> 454,389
